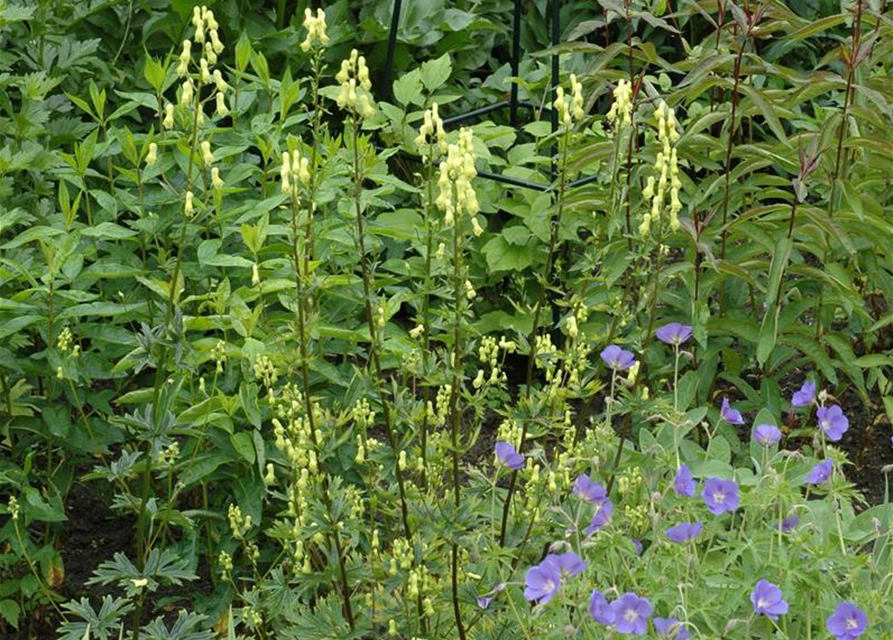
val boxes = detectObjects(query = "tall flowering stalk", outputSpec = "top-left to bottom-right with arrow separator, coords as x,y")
412,103 -> 449,488
334,49 -> 412,545
641,100 -> 684,342
275,15 -> 358,631
434,126 -> 480,640
140,10 -> 228,638
498,76 -> 584,548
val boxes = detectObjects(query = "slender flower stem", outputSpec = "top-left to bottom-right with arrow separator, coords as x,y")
419,141 -> 438,490
499,125 -> 572,547
348,113 -> 412,542
673,344 -> 680,413
447,180 -> 467,640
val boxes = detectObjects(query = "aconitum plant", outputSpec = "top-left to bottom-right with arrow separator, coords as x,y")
12,3 -> 890,640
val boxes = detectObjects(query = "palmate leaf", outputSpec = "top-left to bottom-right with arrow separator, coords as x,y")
57,596 -> 132,640
278,594 -> 368,640
141,611 -> 214,640
87,548 -> 196,598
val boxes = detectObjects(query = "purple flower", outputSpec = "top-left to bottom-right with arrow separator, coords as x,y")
494,441 -> 524,470
791,380 -> 816,407
673,464 -> 696,497
702,477 -> 739,515
584,500 -> 614,536
601,345 -> 636,371
751,580 -> 789,620
806,458 -> 833,485
665,521 -> 703,545
630,537 -> 643,555
720,396 -> 745,425
753,423 -> 782,447
817,405 -> 849,442
552,551 -> 588,577
826,602 -> 868,639
476,583 -> 505,609
655,322 -> 693,346
610,592 -> 653,635
589,588 -> 616,625
780,515 -> 799,532
523,557 -> 561,604
654,617 -> 692,639
476,594 -> 494,609
573,474 -> 608,504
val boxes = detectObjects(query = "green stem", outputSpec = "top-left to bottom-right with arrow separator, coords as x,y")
499,125 -> 572,547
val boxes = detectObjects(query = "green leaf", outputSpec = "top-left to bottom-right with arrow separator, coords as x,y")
852,354 -> 893,368
239,382 -> 261,428
757,305 -> 780,367
482,236 -> 533,272
765,236 -> 792,310
231,432 -> 256,465
235,33 -> 252,72
81,222 -> 138,239
0,599 -> 20,629
393,68 -> 423,107
779,334 -> 837,384
143,54 -> 166,93
419,54 -> 451,92
738,84 -> 788,144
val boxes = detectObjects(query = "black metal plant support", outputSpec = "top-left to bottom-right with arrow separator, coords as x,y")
383,0 -> 598,192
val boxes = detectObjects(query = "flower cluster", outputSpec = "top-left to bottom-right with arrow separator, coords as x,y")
553,74 -> 585,128
640,101 -> 683,235
606,79 -> 634,127
435,128 -> 480,230
280,146 -> 312,196
414,102 -> 448,160
174,6 -> 228,120
335,49 -> 375,119
300,8 -> 329,52
791,379 -> 850,442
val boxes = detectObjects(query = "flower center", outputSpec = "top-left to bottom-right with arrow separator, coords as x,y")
713,492 -> 725,504
624,609 -> 638,623
846,618 -> 858,630
757,599 -> 768,609
543,580 -> 555,593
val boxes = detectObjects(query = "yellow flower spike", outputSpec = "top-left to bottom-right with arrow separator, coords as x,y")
211,167 -> 224,189
607,79 -> 633,127
280,152 -> 292,195
357,56 -> 372,91
301,7 -> 329,52
184,191 -> 194,217
570,73 -> 585,121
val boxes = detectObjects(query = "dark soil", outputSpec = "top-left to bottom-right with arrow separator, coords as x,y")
836,392 -> 893,508
11,481 -> 215,640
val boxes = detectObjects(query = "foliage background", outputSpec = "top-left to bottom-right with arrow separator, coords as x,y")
0,0 -> 892,638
